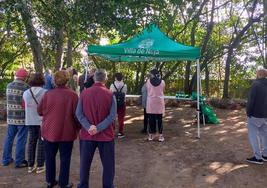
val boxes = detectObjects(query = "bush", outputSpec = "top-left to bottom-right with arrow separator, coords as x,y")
0,79 -> 11,96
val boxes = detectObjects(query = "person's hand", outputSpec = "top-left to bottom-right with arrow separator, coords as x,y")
88,125 -> 97,135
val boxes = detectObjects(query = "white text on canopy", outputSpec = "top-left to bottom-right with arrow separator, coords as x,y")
124,48 -> 160,55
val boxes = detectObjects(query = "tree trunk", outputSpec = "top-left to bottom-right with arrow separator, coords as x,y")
111,63 -> 116,76
203,0 -> 215,97
134,63 -> 141,93
205,64 -> 209,96
185,20 -> 197,94
222,49 -> 233,98
138,62 -> 148,94
66,37 -> 73,68
17,1 -> 43,73
184,62 -> 191,94
189,0 -> 216,95
187,0 -> 210,94
55,27 -> 64,70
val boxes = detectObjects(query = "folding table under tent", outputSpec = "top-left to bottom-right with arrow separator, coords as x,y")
87,25 -> 202,138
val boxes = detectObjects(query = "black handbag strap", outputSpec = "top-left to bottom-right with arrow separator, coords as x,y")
29,88 -> 39,105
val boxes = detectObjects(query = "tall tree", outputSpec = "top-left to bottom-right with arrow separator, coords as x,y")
222,0 -> 263,98
183,0 -> 209,94
16,1 -> 43,72
203,0 -> 216,96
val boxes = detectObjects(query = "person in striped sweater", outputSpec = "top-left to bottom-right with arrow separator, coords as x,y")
2,68 -> 29,168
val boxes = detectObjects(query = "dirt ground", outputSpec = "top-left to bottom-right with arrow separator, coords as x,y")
0,104 -> 267,188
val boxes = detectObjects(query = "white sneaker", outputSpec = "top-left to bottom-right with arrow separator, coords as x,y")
158,134 -> 165,142
28,166 -> 36,173
36,166 -> 45,174
117,133 -> 125,139
148,134 -> 153,141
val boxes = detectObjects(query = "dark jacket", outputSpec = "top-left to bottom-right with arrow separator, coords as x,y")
78,74 -> 94,93
246,78 -> 267,118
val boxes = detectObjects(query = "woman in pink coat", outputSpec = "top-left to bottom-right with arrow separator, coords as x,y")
146,69 -> 165,142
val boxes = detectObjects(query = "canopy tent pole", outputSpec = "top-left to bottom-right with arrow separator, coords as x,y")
82,59 -> 89,83
197,59 -> 200,138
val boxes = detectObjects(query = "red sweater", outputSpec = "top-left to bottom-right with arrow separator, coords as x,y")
79,83 -> 115,141
37,86 -> 79,142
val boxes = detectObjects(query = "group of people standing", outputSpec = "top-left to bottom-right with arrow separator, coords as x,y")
3,64 -> 267,188
2,66 -> 165,188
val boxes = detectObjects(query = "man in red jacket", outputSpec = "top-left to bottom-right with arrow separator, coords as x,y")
76,69 -> 117,188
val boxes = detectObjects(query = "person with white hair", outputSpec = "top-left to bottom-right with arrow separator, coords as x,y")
76,69 -> 117,188
246,68 -> 267,164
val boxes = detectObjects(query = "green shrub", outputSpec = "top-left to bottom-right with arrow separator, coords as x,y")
0,79 -> 12,96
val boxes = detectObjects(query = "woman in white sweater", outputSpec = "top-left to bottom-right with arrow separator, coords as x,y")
23,73 -> 47,173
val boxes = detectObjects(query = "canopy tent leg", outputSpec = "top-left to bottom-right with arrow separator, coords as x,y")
197,59 -> 200,139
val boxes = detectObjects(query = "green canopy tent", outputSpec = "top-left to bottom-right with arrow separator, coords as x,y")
88,25 -> 202,138
88,25 -> 200,62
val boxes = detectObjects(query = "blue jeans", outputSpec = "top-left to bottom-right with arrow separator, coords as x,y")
2,125 -> 28,166
247,117 -> 267,159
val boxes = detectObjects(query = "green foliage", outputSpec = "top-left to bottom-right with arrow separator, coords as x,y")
0,2 -> 32,78
0,0 -> 264,98
0,79 -> 12,94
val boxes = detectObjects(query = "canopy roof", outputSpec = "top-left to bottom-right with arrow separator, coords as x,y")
88,25 -> 200,62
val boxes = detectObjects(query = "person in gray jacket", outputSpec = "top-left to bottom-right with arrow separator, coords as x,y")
246,69 -> 267,165
141,81 -> 149,134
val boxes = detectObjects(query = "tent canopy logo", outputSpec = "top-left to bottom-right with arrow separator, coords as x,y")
138,39 -> 154,49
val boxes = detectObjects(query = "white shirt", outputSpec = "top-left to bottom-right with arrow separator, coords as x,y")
110,80 -> 127,94
23,87 -> 47,126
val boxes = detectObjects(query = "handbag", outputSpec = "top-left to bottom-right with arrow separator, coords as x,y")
29,88 -> 39,105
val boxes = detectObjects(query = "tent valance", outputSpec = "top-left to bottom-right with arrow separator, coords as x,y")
88,25 -> 200,62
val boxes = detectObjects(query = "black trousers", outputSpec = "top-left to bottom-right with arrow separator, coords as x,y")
28,126 -> 45,167
78,140 -> 115,188
143,108 -> 149,132
148,114 -> 163,134
44,140 -> 73,187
